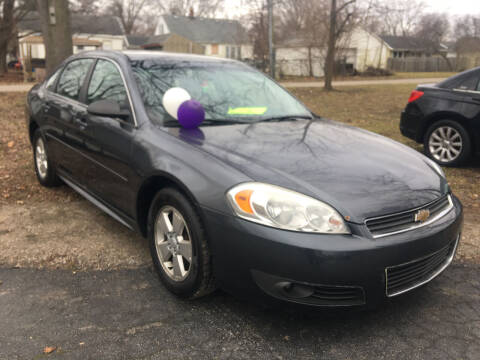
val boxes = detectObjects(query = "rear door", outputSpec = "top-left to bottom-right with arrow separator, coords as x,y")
82,58 -> 137,217
44,58 -> 95,184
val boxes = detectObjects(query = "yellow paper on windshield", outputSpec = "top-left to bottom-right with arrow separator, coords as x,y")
227,107 -> 267,115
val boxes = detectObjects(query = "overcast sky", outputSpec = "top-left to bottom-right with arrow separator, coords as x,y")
224,0 -> 480,17
425,0 -> 480,15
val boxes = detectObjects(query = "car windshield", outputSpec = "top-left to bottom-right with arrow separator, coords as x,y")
130,59 -> 312,126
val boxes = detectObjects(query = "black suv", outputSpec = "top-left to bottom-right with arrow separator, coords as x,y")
400,67 -> 480,166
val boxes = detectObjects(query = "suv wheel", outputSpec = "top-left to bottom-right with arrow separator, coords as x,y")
424,120 -> 471,166
147,188 -> 216,298
33,130 -> 61,187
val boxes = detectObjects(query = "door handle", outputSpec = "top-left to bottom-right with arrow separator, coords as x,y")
73,116 -> 88,130
471,97 -> 480,102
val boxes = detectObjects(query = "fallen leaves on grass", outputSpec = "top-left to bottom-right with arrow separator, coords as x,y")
7,140 -> 14,148
43,346 -> 56,354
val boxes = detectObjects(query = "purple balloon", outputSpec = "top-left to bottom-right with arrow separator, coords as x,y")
177,100 -> 205,129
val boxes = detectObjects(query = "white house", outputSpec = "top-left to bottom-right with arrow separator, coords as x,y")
276,27 -> 390,77
152,14 -> 253,60
17,13 -> 125,67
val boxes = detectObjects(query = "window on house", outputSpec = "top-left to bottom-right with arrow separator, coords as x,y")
226,46 -> 230,58
231,47 -> 235,59
237,47 -> 241,59
211,44 -> 218,55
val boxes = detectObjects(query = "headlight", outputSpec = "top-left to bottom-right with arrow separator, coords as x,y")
226,182 -> 350,234
425,158 -> 445,178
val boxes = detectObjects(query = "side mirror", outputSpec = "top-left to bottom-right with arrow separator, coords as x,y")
87,99 -> 130,119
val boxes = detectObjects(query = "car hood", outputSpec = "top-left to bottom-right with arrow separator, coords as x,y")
167,119 -> 448,223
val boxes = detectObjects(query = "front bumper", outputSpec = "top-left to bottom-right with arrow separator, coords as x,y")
202,195 -> 463,308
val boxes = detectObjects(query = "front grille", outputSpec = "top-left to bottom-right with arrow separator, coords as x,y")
385,239 -> 457,297
366,195 -> 453,238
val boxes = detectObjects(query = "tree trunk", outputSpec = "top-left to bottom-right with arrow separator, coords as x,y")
324,0 -> 336,91
0,0 -> 15,76
440,53 -> 454,72
36,0 -> 73,76
0,51 -> 7,76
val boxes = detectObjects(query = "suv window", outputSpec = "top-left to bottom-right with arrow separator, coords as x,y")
87,59 -> 128,106
56,59 -> 94,101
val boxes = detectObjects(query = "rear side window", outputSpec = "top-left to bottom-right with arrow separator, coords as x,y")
56,59 -> 94,101
439,70 -> 480,91
87,59 -> 128,106
456,76 -> 479,91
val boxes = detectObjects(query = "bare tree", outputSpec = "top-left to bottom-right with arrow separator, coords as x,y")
324,0 -> 356,90
415,13 -> 452,70
243,0 -> 268,70
106,0 -> 151,35
36,0 -> 73,75
453,14 -> 480,40
370,0 -> 425,36
70,0 -> 100,15
0,0 -> 34,75
159,0 -> 223,18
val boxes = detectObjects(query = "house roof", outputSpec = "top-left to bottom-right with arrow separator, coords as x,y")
379,35 -> 428,51
18,12 -> 124,36
126,35 -> 149,47
162,15 -> 248,44
145,34 -> 171,46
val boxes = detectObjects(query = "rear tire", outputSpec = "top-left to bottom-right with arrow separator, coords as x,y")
424,120 -> 471,166
147,187 -> 216,299
33,130 -> 61,187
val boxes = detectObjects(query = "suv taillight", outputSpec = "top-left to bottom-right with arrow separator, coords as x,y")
408,90 -> 424,103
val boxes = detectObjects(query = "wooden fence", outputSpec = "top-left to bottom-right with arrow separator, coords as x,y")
387,55 -> 480,72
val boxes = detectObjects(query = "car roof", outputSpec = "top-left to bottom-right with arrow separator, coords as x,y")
72,49 -> 242,65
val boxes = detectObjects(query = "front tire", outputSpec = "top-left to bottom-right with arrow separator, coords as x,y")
424,120 -> 471,166
33,130 -> 61,187
147,188 -> 216,299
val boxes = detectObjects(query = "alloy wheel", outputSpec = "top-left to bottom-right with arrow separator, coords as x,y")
154,206 -> 193,281
428,126 -> 463,163
35,137 -> 48,179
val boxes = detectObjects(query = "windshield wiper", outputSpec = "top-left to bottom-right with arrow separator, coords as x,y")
163,118 -> 252,127
163,115 -> 314,127
252,115 -> 314,123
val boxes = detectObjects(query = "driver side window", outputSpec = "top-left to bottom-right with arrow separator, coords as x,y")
87,59 -> 128,106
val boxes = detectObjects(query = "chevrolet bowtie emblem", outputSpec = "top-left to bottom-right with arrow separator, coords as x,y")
415,209 -> 430,223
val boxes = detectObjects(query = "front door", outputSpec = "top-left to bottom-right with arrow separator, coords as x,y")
82,59 -> 137,217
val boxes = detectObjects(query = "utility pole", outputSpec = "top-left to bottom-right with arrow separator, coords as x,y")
267,0 -> 275,78
324,0 -> 336,90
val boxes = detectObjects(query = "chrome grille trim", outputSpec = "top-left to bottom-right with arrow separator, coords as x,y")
385,234 -> 459,297
365,195 -> 454,239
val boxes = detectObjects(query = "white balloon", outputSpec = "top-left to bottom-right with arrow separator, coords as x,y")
162,87 -> 191,120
